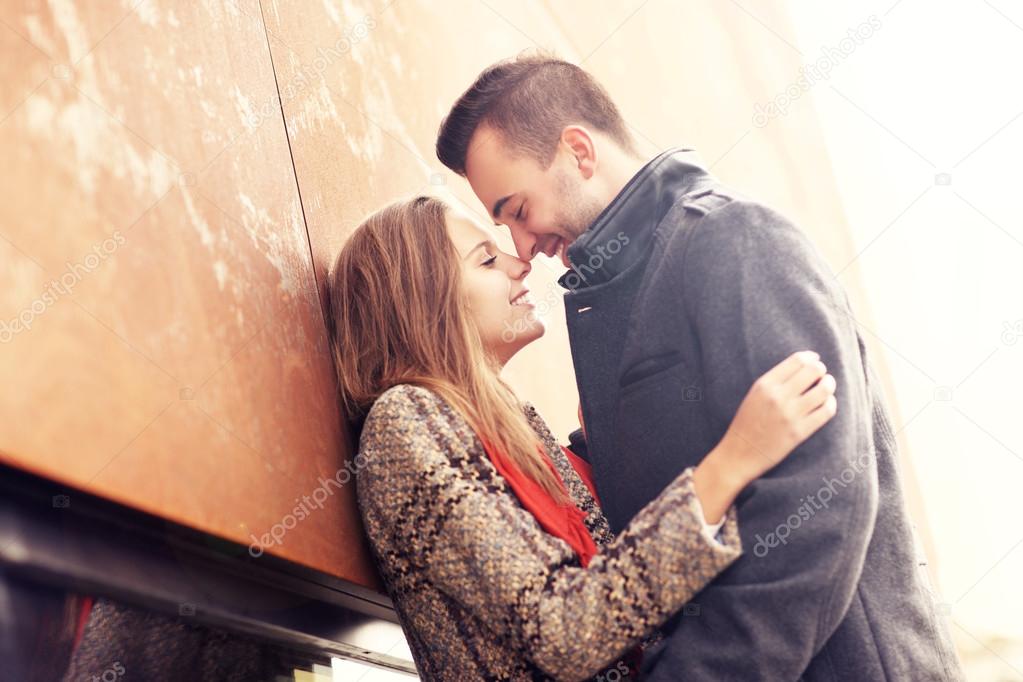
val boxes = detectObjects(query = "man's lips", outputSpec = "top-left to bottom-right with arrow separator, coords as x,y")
546,237 -> 572,268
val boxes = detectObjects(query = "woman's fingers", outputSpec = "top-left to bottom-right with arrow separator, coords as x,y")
762,350 -> 820,385
783,358 -> 828,396
800,394 -> 838,438
797,373 -> 836,415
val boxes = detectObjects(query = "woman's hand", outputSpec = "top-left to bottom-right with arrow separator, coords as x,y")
693,350 -> 837,524
721,350 -> 837,478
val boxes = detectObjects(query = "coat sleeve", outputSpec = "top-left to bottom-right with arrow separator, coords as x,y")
357,384 -> 742,682
643,199 -> 880,680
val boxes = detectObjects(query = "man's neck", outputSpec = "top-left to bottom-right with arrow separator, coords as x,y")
559,148 -> 708,291
598,148 -> 650,208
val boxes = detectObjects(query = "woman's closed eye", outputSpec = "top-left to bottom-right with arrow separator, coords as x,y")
482,254 -> 497,267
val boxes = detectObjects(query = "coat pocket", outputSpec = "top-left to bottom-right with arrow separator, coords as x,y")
620,351 -> 683,392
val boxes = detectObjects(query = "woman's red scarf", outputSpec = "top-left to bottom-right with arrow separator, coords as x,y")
480,438 -> 644,675
481,438 -> 598,565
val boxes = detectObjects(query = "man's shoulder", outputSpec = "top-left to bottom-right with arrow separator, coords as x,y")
662,183 -> 794,235
675,185 -> 742,217
658,187 -> 809,265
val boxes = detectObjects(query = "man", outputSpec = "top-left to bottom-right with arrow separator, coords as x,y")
435,53 -> 963,680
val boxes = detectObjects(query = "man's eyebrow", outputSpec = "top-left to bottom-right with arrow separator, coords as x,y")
491,195 -> 513,222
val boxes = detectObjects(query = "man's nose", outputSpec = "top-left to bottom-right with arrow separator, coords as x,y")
509,224 -> 538,261
511,257 -> 532,280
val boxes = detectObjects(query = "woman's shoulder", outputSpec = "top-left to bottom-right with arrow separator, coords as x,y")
364,383 -> 446,422
360,383 -> 465,451
369,382 -> 439,412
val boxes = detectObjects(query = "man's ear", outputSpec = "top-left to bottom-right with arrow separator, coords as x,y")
559,126 -> 597,179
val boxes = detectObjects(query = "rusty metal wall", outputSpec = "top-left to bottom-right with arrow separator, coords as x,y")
0,0 -> 377,587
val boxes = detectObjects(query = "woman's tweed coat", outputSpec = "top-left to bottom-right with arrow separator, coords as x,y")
356,384 -> 742,681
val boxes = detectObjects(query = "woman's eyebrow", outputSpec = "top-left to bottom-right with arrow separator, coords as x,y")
463,239 -> 495,260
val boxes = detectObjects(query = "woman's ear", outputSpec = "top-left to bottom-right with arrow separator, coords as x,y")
559,126 -> 597,179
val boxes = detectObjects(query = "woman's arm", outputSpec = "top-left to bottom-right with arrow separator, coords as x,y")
358,384 -> 741,682
569,350 -> 837,527
692,349 -> 838,524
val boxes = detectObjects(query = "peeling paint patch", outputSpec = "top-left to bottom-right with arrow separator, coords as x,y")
24,81 -> 177,200
213,259 -> 229,291
232,84 -> 258,132
180,187 -> 216,248
321,0 -> 342,26
133,0 -> 160,27
23,15 -> 57,57
47,0 -> 89,63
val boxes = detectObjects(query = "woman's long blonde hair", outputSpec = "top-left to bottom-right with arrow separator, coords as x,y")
327,195 -> 569,502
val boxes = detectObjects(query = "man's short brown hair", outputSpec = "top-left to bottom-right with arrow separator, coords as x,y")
436,52 -> 636,175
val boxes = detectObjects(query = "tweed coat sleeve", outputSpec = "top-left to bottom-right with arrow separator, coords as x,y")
357,383 -> 741,681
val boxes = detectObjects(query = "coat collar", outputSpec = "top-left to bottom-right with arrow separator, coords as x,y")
557,148 -> 711,291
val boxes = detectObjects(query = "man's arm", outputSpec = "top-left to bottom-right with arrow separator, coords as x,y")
645,200 -> 880,680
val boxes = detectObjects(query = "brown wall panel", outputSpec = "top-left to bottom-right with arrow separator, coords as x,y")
0,1 -> 378,587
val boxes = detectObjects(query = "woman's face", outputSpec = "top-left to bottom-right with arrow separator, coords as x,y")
446,211 -> 545,365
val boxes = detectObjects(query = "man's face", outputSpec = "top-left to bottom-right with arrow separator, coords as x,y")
464,125 -> 605,265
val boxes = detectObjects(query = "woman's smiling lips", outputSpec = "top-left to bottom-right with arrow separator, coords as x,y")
510,288 -> 534,307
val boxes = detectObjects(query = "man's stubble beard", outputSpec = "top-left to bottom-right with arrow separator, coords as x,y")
554,169 -> 606,241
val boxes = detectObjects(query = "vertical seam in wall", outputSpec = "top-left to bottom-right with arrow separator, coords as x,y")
255,0 -> 342,399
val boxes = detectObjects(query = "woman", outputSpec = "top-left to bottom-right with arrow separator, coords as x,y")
326,195 -> 837,682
